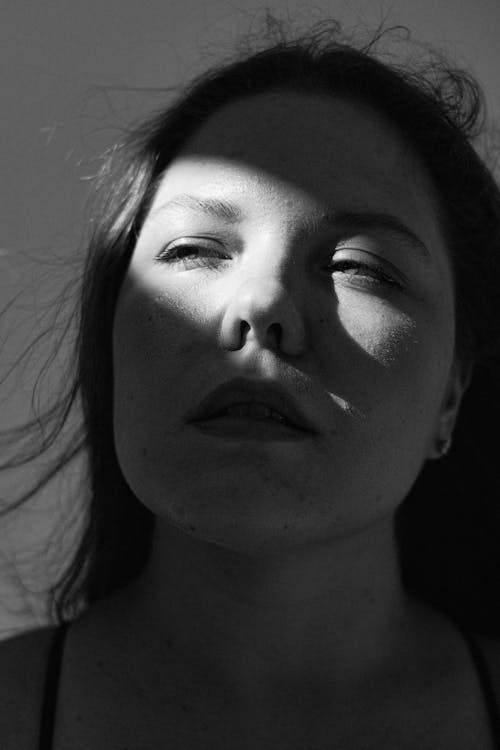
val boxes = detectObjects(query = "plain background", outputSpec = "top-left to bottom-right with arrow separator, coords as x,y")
1,0 -> 499,636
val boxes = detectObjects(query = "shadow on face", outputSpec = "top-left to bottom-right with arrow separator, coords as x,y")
111,90 -> 465,556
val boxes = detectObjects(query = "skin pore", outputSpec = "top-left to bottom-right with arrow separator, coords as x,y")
73,91 -> 476,745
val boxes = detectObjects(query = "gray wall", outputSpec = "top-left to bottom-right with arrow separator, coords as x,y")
1,0 -> 499,635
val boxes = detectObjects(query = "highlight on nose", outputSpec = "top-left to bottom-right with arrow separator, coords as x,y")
220,276 -> 306,354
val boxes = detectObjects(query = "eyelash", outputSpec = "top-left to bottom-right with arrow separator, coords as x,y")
157,244 -> 403,289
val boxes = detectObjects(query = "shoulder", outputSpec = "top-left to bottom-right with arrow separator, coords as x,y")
0,624 -> 59,750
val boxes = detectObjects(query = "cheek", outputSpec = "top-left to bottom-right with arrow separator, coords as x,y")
339,302 -> 419,368
113,271 -> 210,381
112,271 -> 227,502
333,293 -> 452,437
112,277 -> 190,456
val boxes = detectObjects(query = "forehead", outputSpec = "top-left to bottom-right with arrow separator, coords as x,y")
150,91 -> 444,257
180,91 -> 413,178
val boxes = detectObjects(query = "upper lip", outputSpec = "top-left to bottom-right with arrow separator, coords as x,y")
185,376 -> 318,433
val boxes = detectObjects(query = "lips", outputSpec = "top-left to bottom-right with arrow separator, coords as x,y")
185,376 -> 318,434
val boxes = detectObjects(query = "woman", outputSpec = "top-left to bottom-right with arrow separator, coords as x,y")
2,13 -> 500,749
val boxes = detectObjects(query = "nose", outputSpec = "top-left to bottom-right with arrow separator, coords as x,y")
220,275 -> 306,355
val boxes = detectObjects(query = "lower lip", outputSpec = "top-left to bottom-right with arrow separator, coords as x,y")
189,417 -> 314,441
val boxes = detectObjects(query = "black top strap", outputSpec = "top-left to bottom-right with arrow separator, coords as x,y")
38,622 -> 69,750
458,628 -> 500,749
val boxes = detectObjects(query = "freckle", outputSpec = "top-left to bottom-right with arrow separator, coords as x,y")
189,524 -> 196,531
147,314 -> 153,322
166,638 -> 174,648
282,523 -> 289,530
181,704 -> 188,712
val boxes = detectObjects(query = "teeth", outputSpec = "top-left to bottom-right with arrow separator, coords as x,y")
222,402 -> 287,423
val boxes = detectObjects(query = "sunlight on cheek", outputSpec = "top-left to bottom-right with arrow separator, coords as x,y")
337,300 -> 420,368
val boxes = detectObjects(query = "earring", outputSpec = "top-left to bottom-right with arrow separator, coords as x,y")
435,435 -> 452,458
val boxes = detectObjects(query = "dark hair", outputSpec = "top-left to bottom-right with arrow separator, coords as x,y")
2,11 -> 500,633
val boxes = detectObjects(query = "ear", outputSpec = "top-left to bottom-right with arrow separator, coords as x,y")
426,355 -> 474,460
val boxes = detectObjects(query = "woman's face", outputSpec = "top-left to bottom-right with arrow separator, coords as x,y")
112,91 -> 465,554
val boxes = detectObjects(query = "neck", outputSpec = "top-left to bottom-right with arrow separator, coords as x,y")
115,517 -> 418,698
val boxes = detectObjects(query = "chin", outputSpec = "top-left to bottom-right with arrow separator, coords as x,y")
120,451 -> 409,554
147,493 -> 386,560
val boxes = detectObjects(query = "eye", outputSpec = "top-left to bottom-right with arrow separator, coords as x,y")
326,251 -> 404,289
156,242 -> 227,267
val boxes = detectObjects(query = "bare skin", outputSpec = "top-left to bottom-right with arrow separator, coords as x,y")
53,576 -> 494,749
51,91 -> 485,748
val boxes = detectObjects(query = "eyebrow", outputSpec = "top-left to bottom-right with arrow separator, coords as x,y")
153,193 -> 432,264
